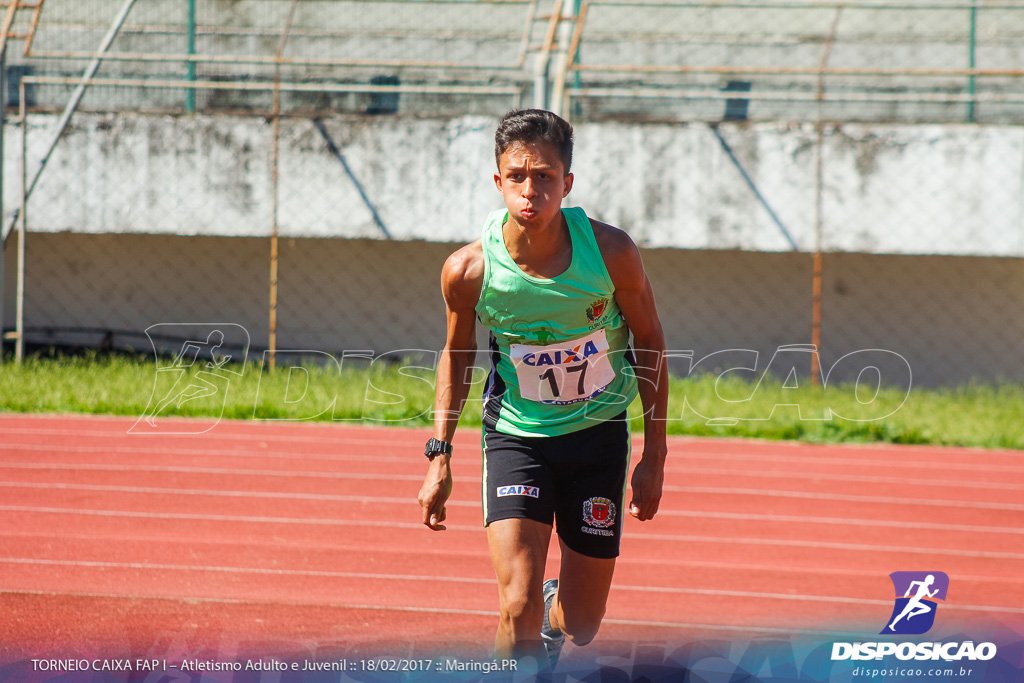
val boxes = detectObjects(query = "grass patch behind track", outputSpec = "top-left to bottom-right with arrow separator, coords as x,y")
1,353 -> 1022,450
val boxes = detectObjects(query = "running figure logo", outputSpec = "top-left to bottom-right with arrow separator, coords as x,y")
130,324 -> 249,435
881,571 -> 949,635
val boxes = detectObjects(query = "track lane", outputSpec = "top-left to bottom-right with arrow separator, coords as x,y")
1,484 -> 1021,558
2,414 -> 1022,663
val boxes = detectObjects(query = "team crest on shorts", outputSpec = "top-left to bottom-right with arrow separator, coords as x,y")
583,497 -> 616,528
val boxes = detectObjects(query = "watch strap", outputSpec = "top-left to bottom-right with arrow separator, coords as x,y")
424,437 -> 453,460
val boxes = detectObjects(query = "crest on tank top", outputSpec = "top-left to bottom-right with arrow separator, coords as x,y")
586,298 -> 609,324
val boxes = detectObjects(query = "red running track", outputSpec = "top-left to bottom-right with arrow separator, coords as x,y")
1,413 -> 1023,667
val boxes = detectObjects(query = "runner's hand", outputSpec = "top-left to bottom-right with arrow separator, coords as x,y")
418,457 -> 453,531
629,451 -> 665,521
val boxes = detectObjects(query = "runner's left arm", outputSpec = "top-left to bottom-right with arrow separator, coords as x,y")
597,222 -> 669,522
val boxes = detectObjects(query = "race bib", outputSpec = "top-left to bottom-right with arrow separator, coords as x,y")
510,329 -> 616,405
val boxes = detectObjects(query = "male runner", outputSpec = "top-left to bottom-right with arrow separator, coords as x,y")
418,109 -> 669,673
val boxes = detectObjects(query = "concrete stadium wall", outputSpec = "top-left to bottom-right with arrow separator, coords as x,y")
9,113 -> 1024,256
4,232 -> 1022,387
2,112 -> 1022,386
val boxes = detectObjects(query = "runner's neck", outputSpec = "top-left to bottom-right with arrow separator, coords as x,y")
502,212 -> 572,279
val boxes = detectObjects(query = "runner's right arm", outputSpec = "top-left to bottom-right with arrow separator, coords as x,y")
417,241 -> 484,531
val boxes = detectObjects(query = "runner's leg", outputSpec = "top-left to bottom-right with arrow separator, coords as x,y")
548,536 -> 616,646
487,517 -> 553,666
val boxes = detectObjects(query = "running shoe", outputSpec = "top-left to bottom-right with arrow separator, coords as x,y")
540,578 -> 565,669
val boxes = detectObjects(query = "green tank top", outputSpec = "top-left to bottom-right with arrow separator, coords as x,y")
475,206 -> 639,437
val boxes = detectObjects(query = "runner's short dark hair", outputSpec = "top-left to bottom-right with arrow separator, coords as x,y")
494,109 -> 573,173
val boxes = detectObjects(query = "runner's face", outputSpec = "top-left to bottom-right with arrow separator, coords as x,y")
494,141 -> 573,228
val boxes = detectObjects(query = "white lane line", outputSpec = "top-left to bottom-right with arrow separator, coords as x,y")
0,443 -> 418,464
653,509 -> 1024,535
624,532 -> 1024,560
661,451 -> 1024,474
0,505 -> 484,532
5,415 -> 1023,469
0,588 -> 863,637
1,480 -> 1020,535
610,583 -> 1024,615
4,528 -> 1021,586
4,451 -> 1020,488
0,466 -> 428,483
1,506 -> 1018,559
600,617 -> 863,637
0,558 -> 494,584
4,419 -> 1021,459
5,557 -> 1021,616
0,530 -> 494,560
0,462 -> 482,481
3,527 -> 1022,586
615,556 -> 1024,584
4,463 -> 1020,510
664,485 -> 1024,511
0,481 -> 479,506
0,587 -> 500,617
4,440 -> 1024,474
5,530 -> 1022,586
0,430 -> 441,449
662,467 -> 1024,490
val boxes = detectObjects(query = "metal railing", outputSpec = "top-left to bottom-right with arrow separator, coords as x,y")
8,1 -> 1024,122
15,0 -> 559,114
555,0 -> 1024,123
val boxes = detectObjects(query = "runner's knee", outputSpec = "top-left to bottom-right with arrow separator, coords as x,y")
559,603 -> 605,646
499,593 -> 544,638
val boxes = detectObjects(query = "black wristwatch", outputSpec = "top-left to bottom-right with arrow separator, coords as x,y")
424,437 -> 453,461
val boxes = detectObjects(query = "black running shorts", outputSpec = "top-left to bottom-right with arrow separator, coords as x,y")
481,412 -> 630,559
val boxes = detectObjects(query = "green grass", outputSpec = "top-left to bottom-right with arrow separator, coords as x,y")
1,353 -> 1022,449
660,372 -> 1024,449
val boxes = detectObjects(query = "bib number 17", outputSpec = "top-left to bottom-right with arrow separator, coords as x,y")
539,361 -> 588,398
510,329 -> 616,405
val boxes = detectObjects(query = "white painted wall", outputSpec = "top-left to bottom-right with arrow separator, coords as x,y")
3,112 -> 1022,387
4,233 -> 1021,387
10,113 -> 1024,257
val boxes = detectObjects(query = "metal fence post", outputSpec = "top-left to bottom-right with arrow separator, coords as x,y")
811,7 -> 842,385
15,77 -> 24,363
535,0 -> 565,110
967,0 -> 978,122
268,0 -> 299,372
0,43 -> 6,366
186,0 -> 196,113
0,0 -> 19,366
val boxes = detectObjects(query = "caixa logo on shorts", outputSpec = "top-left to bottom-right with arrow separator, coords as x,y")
497,485 -> 539,498
582,497 -> 616,536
